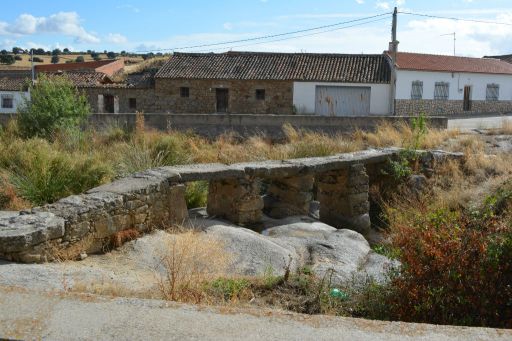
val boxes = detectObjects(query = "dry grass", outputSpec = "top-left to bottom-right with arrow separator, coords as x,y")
487,118 -> 512,135
158,231 -> 232,303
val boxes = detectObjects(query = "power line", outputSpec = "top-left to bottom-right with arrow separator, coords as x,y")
399,11 -> 512,26
132,12 -> 392,53
191,16 -> 390,53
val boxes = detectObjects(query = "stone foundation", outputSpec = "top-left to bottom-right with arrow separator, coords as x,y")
317,164 -> 371,235
396,99 -> 512,116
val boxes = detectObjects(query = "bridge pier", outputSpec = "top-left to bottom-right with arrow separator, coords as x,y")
317,163 -> 371,235
207,177 -> 264,226
265,174 -> 314,218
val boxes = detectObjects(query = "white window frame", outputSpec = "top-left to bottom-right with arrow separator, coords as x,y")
434,82 -> 450,100
1,95 -> 14,109
411,81 -> 423,100
486,84 -> 499,101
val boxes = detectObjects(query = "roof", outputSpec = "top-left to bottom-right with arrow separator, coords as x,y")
156,52 -> 391,83
35,59 -> 116,72
44,71 -> 112,87
484,54 -> 512,65
392,52 -> 512,75
0,76 -> 30,91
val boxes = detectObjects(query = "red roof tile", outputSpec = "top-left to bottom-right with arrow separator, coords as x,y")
393,52 -> 512,75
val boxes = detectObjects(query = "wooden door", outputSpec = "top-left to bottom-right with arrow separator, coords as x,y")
216,88 -> 229,113
463,86 -> 472,111
104,94 -> 115,113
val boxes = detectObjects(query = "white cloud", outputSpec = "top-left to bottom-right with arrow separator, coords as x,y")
223,22 -> 233,30
375,1 -> 390,10
116,4 -> 140,13
0,12 -> 99,44
106,33 -> 128,44
356,0 -> 365,4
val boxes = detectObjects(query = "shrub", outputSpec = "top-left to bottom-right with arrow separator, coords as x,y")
17,74 -> 90,140
51,55 -> 59,64
185,181 -> 208,208
75,56 -> 85,63
158,231 -> 231,303
1,139 -> 110,205
383,185 -> 512,328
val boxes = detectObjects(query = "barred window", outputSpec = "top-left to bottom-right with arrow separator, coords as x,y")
434,82 -> 449,100
411,81 -> 423,100
486,84 -> 499,101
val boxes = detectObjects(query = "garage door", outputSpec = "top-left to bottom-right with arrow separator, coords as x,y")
315,86 -> 371,116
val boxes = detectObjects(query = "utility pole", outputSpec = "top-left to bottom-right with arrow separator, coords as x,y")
31,49 -> 35,85
389,7 -> 399,115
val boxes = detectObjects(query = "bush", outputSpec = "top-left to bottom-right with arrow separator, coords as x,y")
75,56 -> 85,63
30,57 -> 44,63
1,138 -> 110,205
51,55 -> 59,64
17,74 -> 90,140
382,186 -> 512,328
185,181 -> 208,208
14,55 -> 22,61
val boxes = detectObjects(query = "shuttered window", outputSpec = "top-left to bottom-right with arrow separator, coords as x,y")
411,81 -> 423,100
486,84 -> 499,101
434,82 -> 449,100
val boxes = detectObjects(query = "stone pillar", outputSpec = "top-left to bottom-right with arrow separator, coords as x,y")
207,177 -> 263,226
265,174 -> 314,218
317,163 -> 370,235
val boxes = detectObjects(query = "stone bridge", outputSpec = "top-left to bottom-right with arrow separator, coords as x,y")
0,148 -> 462,263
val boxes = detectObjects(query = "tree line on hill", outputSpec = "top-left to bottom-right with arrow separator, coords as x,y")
0,47 -> 165,65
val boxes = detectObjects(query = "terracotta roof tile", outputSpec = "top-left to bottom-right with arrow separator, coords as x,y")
45,71 -> 111,87
156,52 -> 391,83
393,52 -> 512,75
0,76 -> 30,91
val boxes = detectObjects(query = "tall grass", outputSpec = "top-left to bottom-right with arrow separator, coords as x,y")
0,117 -> 460,208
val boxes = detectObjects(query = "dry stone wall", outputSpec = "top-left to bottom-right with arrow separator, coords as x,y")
0,148 -> 463,263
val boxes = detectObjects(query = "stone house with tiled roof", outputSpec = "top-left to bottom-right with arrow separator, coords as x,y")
389,52 -> 512,115
154,52 -> 392,115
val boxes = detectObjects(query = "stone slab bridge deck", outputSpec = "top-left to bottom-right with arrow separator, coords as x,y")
0,148 -> 463,263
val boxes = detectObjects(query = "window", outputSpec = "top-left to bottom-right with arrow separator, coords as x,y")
255,89 -> 265,100
1,95 -> 13,109
486,84 -> 499,101
129,98 -> 137,109
434,82 -> 449,100
411,81 -> 423,100
180,87 -> 189,98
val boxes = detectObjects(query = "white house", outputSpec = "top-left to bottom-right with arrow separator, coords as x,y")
391,52 -> 512,115
0,75 -> 30,114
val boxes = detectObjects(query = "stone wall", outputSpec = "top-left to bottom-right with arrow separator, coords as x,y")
81,79 -> 294,115
396,99 -> 512,116
83,113 -> 448,139
0,148 -> 464,263
154,78 -> 294,114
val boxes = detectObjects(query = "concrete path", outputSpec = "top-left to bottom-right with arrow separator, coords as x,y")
448,115 -> 511,130
1,286 -> 510,341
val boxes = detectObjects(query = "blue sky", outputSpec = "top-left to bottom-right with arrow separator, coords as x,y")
1,0 -> 511,57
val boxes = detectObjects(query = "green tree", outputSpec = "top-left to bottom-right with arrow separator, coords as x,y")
17,74 -> 90,139
0,55 -> 15,65
75,55 -> 85,63
51,55 -> 60,64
